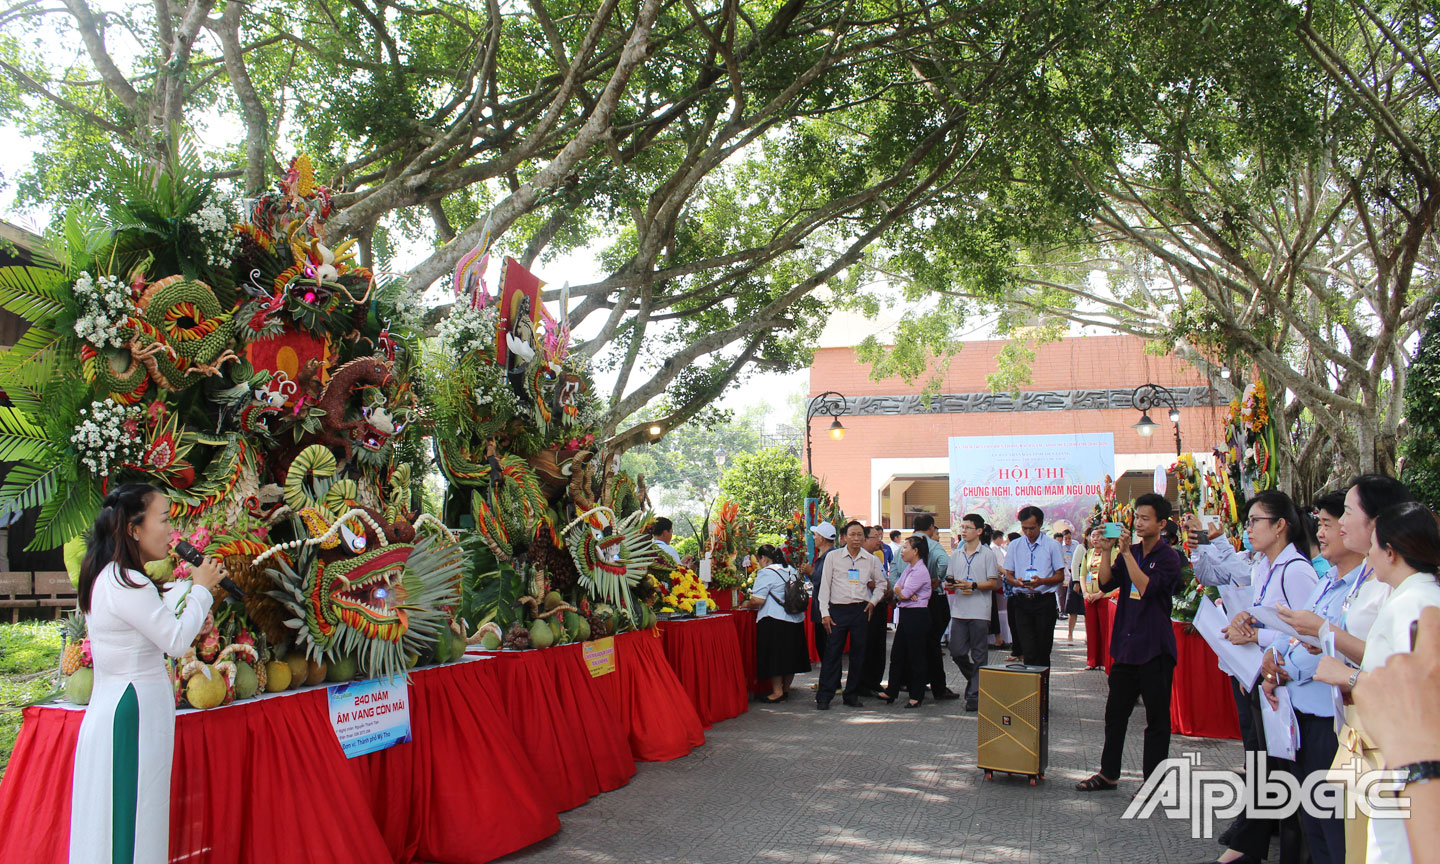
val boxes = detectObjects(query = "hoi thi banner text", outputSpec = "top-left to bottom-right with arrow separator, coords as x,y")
949,433 -> 1115,534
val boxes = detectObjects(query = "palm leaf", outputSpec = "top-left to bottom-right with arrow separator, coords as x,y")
0,327 -> 77,392
0,455 -> 67,520
0,266 -> 70,323
0,407 -> 61,463
29,478 -> 101,551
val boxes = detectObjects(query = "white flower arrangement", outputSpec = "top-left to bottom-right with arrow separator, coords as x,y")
186,199 -> 240,268
71,398 -> 143,476
437,304 -> 498,358
72,271 -> 132,348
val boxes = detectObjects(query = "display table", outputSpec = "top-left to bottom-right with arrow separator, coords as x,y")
0,658 -> 560,864
471,642 -> 636,811
1085,596 -> 1115,671
1097,599 -> 1241,741
474,629 -> 706,764
717,609 -> 768,694
1169,620 -> 1243,740
656,614 -> 749,727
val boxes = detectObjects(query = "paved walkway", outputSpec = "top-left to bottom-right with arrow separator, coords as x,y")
499,619 -> 1241,863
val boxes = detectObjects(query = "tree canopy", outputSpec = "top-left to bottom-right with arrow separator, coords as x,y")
2,0 -> 1435,494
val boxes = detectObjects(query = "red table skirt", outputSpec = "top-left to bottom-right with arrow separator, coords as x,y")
657,615 -> 749,727
1169,621 -> 1243,740
592,629 -> 707,761
0,659 -> 560,864
475,642 -> 636,811
718,609 -> 768,694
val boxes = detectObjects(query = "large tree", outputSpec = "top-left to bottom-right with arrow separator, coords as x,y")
858,0 -> 1439,495
0,0 -> 1085,447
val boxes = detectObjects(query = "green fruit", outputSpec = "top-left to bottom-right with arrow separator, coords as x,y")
304,660 -> 327,686
529,618 -> 556,649
562,610 -> 585,641
185,666 -> 227,709
636,604 -> 656,631
549,617 -> 565,644
406,651 -> 420,668
449,627 -> 467,662
65,667 -> 94,705
233,662 -> 259,699
63,535 -> 86,587
543,591 -> 565,611
432,627 -> 453,664
479,632 -> 501,650
326,654 -> 358,681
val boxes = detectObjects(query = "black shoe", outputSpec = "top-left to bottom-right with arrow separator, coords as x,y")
842,696 -> 865,707
904,699 -> 924,709
935,689 -> 961,701
857,688 -> 879,698
964,700 -> 978,712
816,700 -> 831,711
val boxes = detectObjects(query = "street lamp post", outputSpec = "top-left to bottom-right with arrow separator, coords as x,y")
804,391 -> 849,476
1131,383 -> 1183,457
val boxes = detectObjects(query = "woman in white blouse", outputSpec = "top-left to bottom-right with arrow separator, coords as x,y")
744,544 -> 810,703
1316,501 -> 1440,864
69,483 -> 226,864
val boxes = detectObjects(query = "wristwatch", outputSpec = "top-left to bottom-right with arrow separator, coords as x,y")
1395,761 -> 1440,788
1347,668 -> 1362,689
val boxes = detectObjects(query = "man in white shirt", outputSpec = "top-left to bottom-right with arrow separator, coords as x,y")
948,513 -> 1001,710
887,529 -> 903,559
1001,505 -> 1068,667
816,521 -> 887,710
650,517 -> 681,566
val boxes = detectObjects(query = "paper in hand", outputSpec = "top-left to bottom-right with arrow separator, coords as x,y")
1247,605 -> 1322,648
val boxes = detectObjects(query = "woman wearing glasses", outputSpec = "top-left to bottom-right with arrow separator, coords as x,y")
1200,490 -> 1320,864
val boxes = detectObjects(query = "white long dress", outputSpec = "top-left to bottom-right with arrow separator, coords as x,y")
68,563 -> 213,864
1361,571 -> 1440,864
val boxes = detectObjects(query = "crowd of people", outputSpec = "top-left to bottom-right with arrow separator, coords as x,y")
684,471 -> 1440,864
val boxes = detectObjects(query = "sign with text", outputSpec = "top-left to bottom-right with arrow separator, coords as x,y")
583,637 -> 616,677
327,675 -> 411,759
949,433 -> 1115,534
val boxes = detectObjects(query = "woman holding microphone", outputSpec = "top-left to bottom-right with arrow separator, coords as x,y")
69,483 -> 226,864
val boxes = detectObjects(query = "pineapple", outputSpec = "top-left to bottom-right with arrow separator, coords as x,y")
60,612 -> 87,675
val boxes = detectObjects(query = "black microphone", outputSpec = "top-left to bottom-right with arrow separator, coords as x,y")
174,540 -> 245,601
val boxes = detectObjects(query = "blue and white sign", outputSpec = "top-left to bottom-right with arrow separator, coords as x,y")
327,675 -> 411,758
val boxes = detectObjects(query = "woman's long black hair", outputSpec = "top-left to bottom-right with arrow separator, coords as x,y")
1374,502 -> 1440,577
1243,490 -> 1311,558
79,483 -> 161,613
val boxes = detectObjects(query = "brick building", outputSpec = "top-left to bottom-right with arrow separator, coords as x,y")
804,334 -> 1229,530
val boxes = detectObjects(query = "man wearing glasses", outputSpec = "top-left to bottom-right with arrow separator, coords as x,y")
1001,506 -> 1069,668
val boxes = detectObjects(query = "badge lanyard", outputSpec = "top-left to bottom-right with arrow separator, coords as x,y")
1340,565 -> 1373,626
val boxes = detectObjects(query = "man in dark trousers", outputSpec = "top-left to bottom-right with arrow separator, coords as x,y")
859,525 -> 894,696
1001,508 -> 1067,668
816,521 -> 886,709
914,515 -> 961,700
1075,493 -> 1182,792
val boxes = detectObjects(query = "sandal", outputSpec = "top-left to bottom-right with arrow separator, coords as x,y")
876,692 -> 896,704
761,693 -> 786,704
1075,774 -> 1118,792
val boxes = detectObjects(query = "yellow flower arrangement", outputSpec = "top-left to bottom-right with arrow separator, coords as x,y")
661,568 -> 708,613
1239,380 -> 1269,433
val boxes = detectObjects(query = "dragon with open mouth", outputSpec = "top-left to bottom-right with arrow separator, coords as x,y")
264,520 -> 464,681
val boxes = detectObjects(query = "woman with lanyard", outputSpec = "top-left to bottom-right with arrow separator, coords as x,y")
69,483 -> 225,864
1255,491 -> 1361,864
1205,490 -> 1319,864
1313,502 -> 1440,864
878,536 -> 932,708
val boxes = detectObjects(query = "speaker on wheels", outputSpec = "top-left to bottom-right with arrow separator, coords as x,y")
977,663 -> 1048,785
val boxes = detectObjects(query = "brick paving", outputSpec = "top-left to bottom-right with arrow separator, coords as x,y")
498,619 -> 1241,863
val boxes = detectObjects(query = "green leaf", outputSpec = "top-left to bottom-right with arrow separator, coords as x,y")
0,326 -> 76,392
0,266 -> 69,323
0,455 -> 67,520
0,406 -> 60,463
29,478 -> 101,551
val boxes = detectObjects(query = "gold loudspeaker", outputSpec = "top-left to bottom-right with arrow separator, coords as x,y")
977,664 -> 1049,784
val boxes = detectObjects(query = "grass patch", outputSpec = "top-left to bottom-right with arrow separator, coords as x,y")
0,620 -> 63,779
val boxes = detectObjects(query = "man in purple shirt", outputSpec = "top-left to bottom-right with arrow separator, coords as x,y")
1076,492 -> 1183,792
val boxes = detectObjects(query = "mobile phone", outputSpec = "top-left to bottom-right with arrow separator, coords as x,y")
1412,619 -> 1419,652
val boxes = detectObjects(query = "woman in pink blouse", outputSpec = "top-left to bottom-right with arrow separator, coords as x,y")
879,536 -> 933,708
